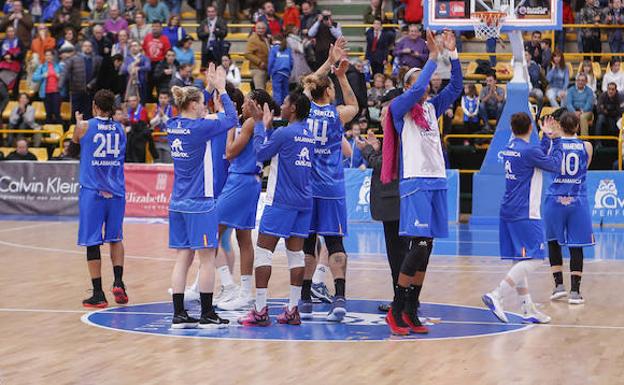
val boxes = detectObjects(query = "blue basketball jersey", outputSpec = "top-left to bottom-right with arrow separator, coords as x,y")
229,124 -> 262,175
500,137 -> 563,222
308,102 -> 345,198
547,137 -> 588,197
211,127 -> 229,197
166,95 -> 238,211
79,117 -> 126,197
254,120 -> 314,209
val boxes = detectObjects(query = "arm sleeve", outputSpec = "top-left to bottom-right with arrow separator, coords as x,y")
528,138 -> 563,173
563,68 -> 570,89
430,57 -> 463,118
201,94 -> 239,140
582,90 -> 594,112
268,46 -> 275,76
253,121 -> 284,162
330,24 -> 342,38
390,59 -> 437,122
308,20 -> 320,37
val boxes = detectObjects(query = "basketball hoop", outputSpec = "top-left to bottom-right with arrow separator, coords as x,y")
473,11 -> 506,40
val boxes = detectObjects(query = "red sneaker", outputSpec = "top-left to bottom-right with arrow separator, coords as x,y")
277,306 -> 302,325
112,285 -> 129,304
238,306 -> 271,326
402,311 -> 429,334
385,307 -> 410,336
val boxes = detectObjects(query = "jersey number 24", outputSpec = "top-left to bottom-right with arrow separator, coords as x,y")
307,119 -> 329,146
93,133 -> 121,158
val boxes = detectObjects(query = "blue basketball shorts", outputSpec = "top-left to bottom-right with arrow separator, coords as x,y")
78,188 -> 125,247
399,189 -> 448,238
259,204 -> 312,239
543,196 -> 595,247
309,197 -> 348,236
169,208 -> 219,250
217,173 -> 261,230
499,218 -> 546,260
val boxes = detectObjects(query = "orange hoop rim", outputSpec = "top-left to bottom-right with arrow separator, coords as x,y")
473,11 -> 507,26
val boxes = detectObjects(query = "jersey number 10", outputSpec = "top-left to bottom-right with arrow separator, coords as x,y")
561,152 -> 580,176
93,133 -> 121,158
307,118 -> 329,146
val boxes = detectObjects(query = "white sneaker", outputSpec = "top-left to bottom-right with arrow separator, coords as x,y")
550,284 -> 568,301
568,291 -> 585,305
166,287 -> 199,302
521,302 -> 551,324
214,284 -> 239,304
217,292 -> 254,311
482,292 -> 509,323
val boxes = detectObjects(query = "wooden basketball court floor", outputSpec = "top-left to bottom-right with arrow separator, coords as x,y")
1,219 -> 624,385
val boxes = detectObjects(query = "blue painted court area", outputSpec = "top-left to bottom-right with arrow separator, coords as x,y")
83,299 -> 531,342
343,222 -> 624,261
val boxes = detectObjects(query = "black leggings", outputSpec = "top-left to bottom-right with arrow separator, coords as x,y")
382,220 -> 408,287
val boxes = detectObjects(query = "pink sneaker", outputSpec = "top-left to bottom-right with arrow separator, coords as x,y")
238,306 -> 271,326
277,306 -> 301,325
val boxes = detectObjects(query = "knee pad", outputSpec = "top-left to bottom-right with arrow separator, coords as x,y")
400,238 -> 430,276
569,247 -> 584,272
507,259 -> 542,285
286,249 -> 305,269
253,247 -> 273,268
416,238 -> 433,272
86,245 -> 101,261
324,236 -> 345,256
303,233 -> 317,256
548,240 -> 563,266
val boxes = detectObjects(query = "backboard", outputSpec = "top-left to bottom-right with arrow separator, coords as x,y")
424,0 -> 562,31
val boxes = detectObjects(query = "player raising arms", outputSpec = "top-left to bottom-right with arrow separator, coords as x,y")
482,113 -> 563,324
300,37 -> 359,322
239,90 -> 315,326
382,30 -> 462,335
544,112 -> 594,304
71,89 -> 128,308
166,64 -> 239,329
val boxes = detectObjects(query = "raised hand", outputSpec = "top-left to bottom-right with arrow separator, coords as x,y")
442,29 -> 457,51
329,36 -> 348,63
262,103 -> 273,128
334,59 -> 350,78
214,65 -> 227,93
426,30 -> 439,60
205,62 -> 216,92
246,99 -> 263,122
73,111 -> 89,141
542,115 -> 561,138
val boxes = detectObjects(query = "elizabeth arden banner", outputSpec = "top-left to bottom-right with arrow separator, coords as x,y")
124,164 -> 173,217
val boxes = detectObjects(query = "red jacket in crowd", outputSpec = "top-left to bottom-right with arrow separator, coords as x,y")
142,34 -> 171,63
402,0 -> 423,24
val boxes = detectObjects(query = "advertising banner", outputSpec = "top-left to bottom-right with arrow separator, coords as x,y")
124,164 -> 173,217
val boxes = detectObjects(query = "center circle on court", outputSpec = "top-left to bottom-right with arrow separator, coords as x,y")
82,299 -> 532,341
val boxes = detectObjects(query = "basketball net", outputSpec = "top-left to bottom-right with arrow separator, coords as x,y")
473,12 -> 506,40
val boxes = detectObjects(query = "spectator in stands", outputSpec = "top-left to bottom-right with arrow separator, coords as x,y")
308,10 -> 342,69
8,93 -> 40,146
580,0 -> 603,62
478,73 -> 505,132
402,0 -> 423,24
285,25 -> 312,84
197,5 -> 229,67
126,94 -> 149,125
169,62 -> 193,88
545,50 -> 569,108
384,76 -> 396,94
257,1 -> 283,37
32,49 -> 63,124
557,0 -> 575,52
143,21 -> 171,99
394,23 -> 428,70
604,0 -> 623,53
283,0 -> 301,31
90,0 -> 109,26
31,24 -> 56,65
6,139 -> 37,160
461,84 -> 480,139
434,31 -> 452,85
268,35 -> 293,105
596,81 -> 623,143
150,90 -> 176,162
174,35 -> 195,66
524,31 -> 543,66
56,27 -> 77,50
540,39 -> 552,70
163,15 -> 187,49
364,0 -> 386,24
344,121 -> 367,169
143,0 -> 169,23
0,40 -> 23,97
0,26 -> 25,62
603,60 -> 624,95
221,54 -> 241,87
154,49 -> 177,92
216,0 -> 239,23
52,139 -> 74,160
368,73 -> 385,123
62,40 -> 102,120
124,0 -> 141,22
0,1 -> 33,49
566,73 -> 595,136
245,21 -> 270,90
365,18 -> 393,76
51,0 -> 80,39
112,29 -> 130,58
165,0 -> 181,18
525,50 -> 544,112
300,1 -> 318,37
104,6 -> 128,37
90,25 -> 113,57
98,53 -> 126,104
123,40 -> 151,102
578,59 -> 597,92
129,11 -> 152,43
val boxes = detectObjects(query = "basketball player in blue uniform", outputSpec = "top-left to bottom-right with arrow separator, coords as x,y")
300,37 -> 359,322
384,31 -> 462,336
166,64 -> 239,329
69,89 -> 128,308
544,112 -> 594,305
216,90 -> 279,311
239,90 -> 315,326
482,113 -> 563,324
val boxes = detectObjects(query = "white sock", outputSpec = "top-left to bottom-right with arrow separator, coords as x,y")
255,288 -> 267,311
312,264 -> 328,284
289,285 -> 301,310
519,294 -> 533,306
240,275 -> 253,296
493,280 -> 513,299
218,265 -> 234,287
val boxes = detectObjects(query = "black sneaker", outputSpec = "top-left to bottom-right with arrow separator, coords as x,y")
199,312 -> 230,329
82,291 -> 108,309
171,310 -> 199,329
